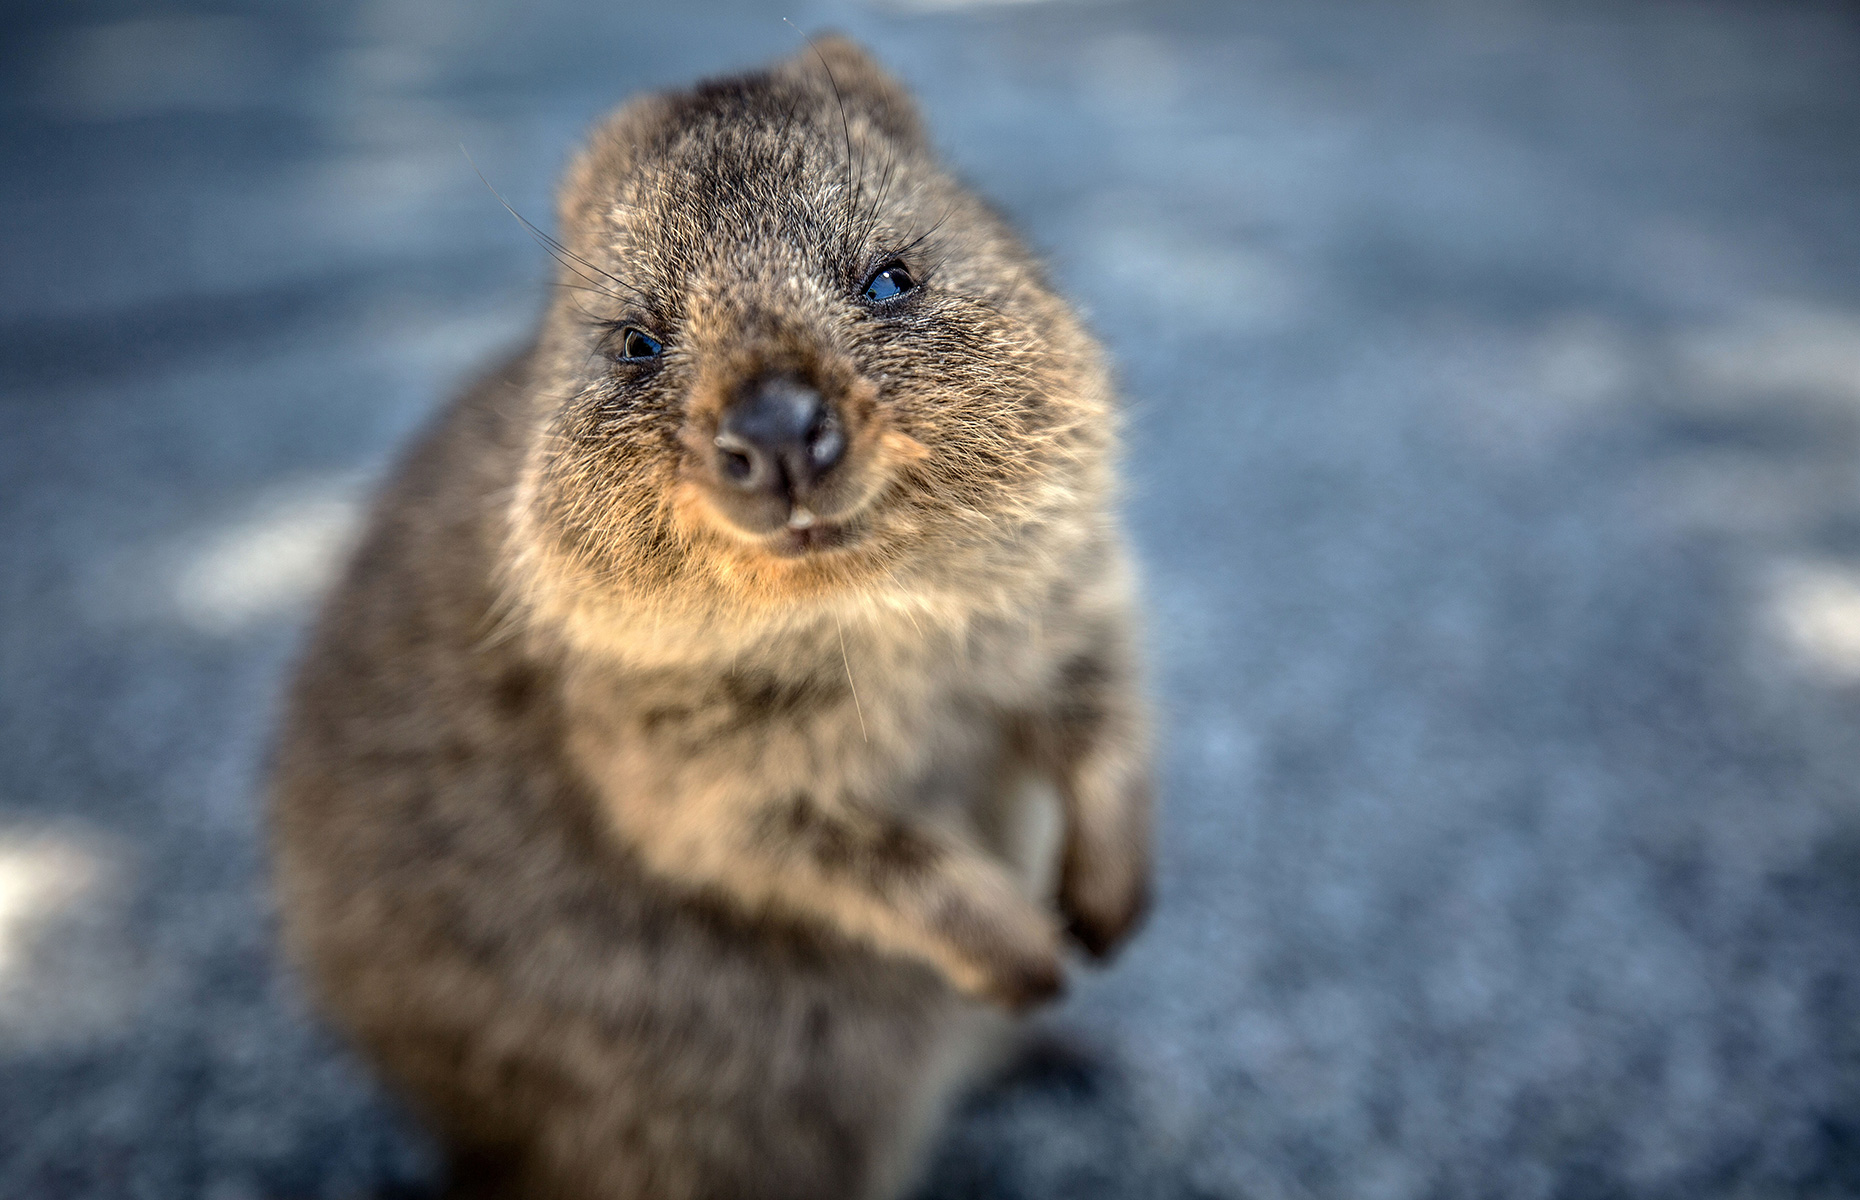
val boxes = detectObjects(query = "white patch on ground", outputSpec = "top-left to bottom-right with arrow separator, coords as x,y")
1443,313 -> 1640,461
168,477 -> 368,635
1532,314 -> 1639,417
0,836 -> 98,975
1673,302 -> 1860,411
1635,301 -> 1860,536
0,827 -> 137,1049
1635,454 -> 1836,537
1763,559 -> 1860,683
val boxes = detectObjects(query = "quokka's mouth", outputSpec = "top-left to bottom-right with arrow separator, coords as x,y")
763,518 -> 855,558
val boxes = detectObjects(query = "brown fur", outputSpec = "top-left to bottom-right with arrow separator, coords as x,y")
271,37 -> 1151,1200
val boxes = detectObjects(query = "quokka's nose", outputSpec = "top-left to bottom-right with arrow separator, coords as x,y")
714,375 -> 846,500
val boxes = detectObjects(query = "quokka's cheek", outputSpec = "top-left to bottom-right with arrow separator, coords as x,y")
877,429 -> 930,467
668,477 -> 760,545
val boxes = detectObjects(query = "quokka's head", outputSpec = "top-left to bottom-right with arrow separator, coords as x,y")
509,37 -> 1114,635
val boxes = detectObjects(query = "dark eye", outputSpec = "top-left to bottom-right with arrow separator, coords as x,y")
612,327 -> 662,361
862,264 -> 914,304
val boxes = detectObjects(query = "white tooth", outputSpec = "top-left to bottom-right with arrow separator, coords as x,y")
787,507 -> 817,530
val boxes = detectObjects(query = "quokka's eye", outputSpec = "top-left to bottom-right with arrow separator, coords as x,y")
862,264 -> 915,304
612,327 -> 662,361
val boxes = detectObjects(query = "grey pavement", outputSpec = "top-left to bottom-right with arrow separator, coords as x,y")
5,1 -> 1860,1196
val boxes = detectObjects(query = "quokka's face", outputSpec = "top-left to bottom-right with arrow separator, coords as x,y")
516,40 -> 1106,616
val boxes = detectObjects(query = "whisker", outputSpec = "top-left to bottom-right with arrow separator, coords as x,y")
461,144 -> 652,311
833,612 -> 869,744
785,20 -> 860,227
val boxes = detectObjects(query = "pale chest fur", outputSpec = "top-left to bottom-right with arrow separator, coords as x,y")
557,602 -> 1065,866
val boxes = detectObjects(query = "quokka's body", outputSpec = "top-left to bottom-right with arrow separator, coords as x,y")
271,38 -> 1152,1200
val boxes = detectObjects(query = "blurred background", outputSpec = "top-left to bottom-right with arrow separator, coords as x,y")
4,0 -> 1860,1196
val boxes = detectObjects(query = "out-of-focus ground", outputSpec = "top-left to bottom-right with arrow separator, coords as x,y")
5,0 -> 1860,1196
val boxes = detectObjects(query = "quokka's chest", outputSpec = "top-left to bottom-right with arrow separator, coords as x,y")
560,653 -> 1041,814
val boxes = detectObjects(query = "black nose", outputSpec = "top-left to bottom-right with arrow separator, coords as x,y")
714,375 -> 846,500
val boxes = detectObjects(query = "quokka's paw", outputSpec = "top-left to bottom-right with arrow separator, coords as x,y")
1058,817 -> 1152,961
1061,863 -> 1150,960
931,881 -> 1068,1013
983,940 -> 1066,1013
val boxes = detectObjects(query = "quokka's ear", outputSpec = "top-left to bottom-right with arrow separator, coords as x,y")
777,34 -> 925,148
555,93 -> 675,237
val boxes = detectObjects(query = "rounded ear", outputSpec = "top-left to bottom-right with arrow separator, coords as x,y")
556,93 -> 674,237
777,33 -> 925,148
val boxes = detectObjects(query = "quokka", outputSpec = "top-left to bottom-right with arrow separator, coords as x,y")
272,36 -> 1152,1200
